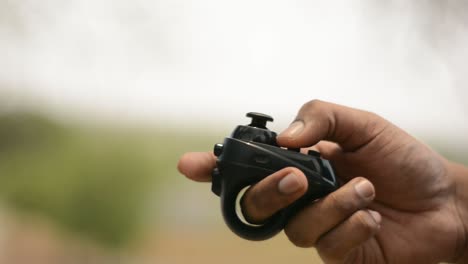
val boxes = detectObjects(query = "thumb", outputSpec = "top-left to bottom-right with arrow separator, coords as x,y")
277,100 -> 390,152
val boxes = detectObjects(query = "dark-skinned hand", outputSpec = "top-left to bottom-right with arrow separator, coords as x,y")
178,100 -> 468,264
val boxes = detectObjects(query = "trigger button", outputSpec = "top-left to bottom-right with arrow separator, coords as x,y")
211,168 -> 221,196
307,150 -> 321,157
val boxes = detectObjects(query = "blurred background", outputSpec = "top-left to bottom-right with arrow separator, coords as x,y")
0,0 -> 467,263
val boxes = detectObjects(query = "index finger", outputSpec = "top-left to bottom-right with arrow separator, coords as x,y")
177,152 -> 216,182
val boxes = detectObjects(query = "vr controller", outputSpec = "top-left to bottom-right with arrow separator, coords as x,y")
211,112 -> 339,241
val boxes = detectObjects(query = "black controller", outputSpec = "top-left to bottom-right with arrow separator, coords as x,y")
211,112 -> 339,241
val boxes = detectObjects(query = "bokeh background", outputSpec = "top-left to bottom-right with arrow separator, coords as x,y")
0,1 -> 467,263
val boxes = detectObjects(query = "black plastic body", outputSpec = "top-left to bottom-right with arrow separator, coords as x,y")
211,113 -> 339,241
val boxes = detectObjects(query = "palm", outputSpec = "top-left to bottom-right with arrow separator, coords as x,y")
328,128 -> 460,263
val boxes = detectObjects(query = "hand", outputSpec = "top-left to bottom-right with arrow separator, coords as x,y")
177,100 -> 468,263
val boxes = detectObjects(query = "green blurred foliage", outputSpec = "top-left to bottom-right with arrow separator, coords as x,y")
0,111 -> 214,248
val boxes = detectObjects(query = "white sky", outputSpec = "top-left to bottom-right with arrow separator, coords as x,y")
1,0 -> 467,141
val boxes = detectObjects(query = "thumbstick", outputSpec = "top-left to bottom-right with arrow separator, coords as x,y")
246,112 -> 274,129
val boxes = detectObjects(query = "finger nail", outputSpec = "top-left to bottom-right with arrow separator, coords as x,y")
278,173 -> 302,194
280,121 -> 304,139
368,210 -> 382,225
354,180 -> 374,199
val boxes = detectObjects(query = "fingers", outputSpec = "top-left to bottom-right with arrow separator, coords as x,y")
178,153 -> 310,223
284,177 -> 376,248
316,210 -> 381,263
178,154 -> 309,223
277,100 -> 389,152
241,167 -> 308,224
177,152 -> 216,182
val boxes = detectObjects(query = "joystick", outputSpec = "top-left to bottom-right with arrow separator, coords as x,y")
211,112 -> 339,241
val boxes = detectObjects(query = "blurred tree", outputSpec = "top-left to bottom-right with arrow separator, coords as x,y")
0,112 -> 161,248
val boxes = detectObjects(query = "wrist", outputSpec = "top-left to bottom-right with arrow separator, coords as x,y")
447,160 -> 468,263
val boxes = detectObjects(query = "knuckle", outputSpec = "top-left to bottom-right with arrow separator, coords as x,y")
363,113 -> 385,132
365,111 -> 385,124
325,180 -> 371,216
354,211 -> 377,232
301,99 -> 325,114
245,188 -> 269,214
327,191 -> 356,215
316,239 -> 337,261
284,226 -> 315,248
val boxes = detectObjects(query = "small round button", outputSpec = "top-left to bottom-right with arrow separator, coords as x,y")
214,143 -> 224,157
246,112 -> 274,129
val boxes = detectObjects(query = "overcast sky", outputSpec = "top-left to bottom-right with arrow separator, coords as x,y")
0,0 -> 467,142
